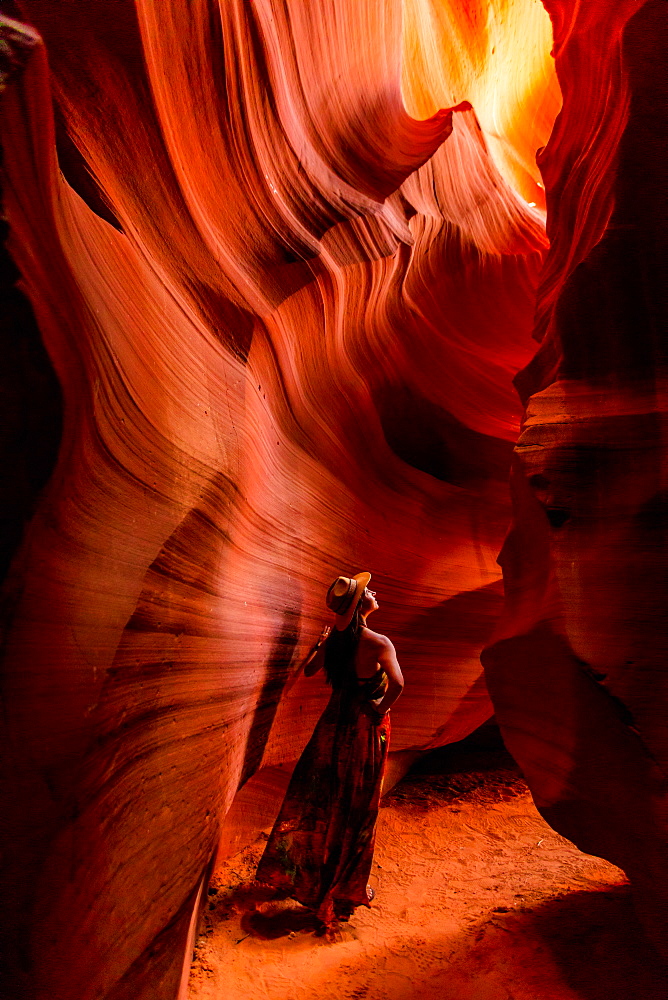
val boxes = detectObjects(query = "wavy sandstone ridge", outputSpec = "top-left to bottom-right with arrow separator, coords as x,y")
483,0 -> 668,960
9,0 -> 661,995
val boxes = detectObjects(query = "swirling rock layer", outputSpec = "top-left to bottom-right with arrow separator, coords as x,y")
483,0 -> 668,959
1,0 -> 634,996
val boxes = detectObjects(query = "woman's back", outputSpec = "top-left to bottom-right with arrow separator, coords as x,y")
353,626 -> 387,679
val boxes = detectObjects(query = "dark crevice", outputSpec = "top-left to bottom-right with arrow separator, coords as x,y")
0,203 -> 63,585
374,380 -> 514,487
52,102 -> 123,231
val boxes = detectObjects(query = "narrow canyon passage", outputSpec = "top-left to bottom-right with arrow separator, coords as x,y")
188,736 -> 667,1000
1,2 -> 667,996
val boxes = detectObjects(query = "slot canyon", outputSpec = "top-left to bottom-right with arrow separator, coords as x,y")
0,1 -> 666,998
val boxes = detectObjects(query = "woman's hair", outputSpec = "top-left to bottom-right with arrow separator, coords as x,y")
323,599 -> 364,689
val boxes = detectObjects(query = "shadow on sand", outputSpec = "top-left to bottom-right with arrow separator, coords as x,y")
526,884 -> 668,1000
423,883 -> 668,1000
206,880 -> 323,941
241,903 -> 321,940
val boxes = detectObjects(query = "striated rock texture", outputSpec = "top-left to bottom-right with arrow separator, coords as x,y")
482,0 -> 668,960
1,1 -> 561,997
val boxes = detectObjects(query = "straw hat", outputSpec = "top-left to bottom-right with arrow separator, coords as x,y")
326,572 -> 371,630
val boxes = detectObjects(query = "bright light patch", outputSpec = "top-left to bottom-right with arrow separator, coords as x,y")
401,0 -> 561,205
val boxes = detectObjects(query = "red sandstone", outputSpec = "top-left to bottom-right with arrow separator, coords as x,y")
0,2 -> 665,997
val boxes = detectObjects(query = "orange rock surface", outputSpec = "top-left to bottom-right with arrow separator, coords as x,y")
2,0 -> 664,996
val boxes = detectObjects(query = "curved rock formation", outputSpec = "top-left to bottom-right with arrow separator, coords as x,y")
483,0 -> 668,959
0,1 -> 572,997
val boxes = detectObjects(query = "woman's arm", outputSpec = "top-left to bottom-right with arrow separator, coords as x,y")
370,636 -> 404,716
302,626 -> 331,676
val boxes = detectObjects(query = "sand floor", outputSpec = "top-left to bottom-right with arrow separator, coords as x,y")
187,748 -> 668,1000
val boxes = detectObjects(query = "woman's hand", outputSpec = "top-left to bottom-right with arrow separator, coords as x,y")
302,625 -> 331,676
368,698 -> 387,723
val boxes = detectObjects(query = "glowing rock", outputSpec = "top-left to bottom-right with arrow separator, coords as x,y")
0,1 -> 557,996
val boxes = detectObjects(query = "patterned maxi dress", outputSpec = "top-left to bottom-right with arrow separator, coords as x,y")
255,666 -> 390,925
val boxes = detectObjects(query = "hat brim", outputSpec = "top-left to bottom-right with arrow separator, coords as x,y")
333,571 -> 371,630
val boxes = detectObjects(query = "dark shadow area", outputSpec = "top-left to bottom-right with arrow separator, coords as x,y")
0,209 -> 63,587
239,602 -> 302,787
52,102 -> 123,231
0,12 -> 63,590
0,0 -> 23,20
374,380 -> 514,487
204,877 -> 321,941
555,0 -> 668,384
400,581 -> 504,655
241,904 -> 321,941
386,718 -> 527,810
333,886 -> 668,1000
527,885 -> 668,1000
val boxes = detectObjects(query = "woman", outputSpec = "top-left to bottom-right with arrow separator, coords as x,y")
255,572 -> 404,931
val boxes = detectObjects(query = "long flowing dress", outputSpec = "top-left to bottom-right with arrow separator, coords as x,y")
255,666 -> 390,925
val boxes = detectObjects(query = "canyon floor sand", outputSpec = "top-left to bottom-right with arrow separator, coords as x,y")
188,748 -> 668,1000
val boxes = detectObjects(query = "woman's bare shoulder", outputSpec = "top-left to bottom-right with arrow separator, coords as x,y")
360,627 -> 394,650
